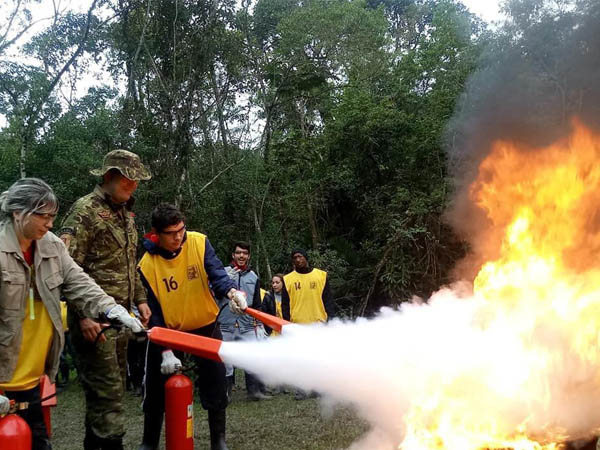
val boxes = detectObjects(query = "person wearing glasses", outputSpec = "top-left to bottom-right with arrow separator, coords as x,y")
58,150 -> 152,450
137,203 -> 243,450
0,178 -> 144,450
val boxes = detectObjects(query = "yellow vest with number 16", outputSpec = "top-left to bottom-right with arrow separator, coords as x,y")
138,232 -> 219,330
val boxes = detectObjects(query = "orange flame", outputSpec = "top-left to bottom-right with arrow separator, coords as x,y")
402,120 -> 600,449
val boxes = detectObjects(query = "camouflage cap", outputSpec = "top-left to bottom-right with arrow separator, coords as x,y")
90,149 -> 151,181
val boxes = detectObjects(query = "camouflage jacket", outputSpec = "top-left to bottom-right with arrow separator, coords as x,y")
59,185 -> 146,314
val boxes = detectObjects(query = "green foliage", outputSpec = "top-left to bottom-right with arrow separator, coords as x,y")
0,0 -> 496,315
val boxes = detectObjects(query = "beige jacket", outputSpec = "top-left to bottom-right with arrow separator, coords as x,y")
0,220 -> 116,384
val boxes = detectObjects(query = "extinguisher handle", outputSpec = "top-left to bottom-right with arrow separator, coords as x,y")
94,321 -> 148,344
2,398 -> 15,415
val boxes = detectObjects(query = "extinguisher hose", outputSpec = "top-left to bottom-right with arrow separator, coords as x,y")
9,388 -> 63,412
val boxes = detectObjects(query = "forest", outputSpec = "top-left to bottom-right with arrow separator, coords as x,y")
1,0 -> 596,316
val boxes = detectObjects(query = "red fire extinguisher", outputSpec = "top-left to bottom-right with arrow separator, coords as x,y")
165,373 -> 194,450
0,401 -> 32,450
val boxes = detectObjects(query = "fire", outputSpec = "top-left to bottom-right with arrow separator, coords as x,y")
402,121 -> 600,450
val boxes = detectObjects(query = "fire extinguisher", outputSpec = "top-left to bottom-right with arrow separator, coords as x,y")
165,373 -> 194,450
0,401 -> 32,450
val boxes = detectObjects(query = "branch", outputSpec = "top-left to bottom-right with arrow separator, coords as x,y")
0,0 -> 23,44
0,15 -> 54,55
197,154 -> 249,195
25,0 -> 99,134
43,0 -> 99,102
258,175 -> 273,223
131,0 -> 151,73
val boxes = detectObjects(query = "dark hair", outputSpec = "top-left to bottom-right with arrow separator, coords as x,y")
151,203 -> 186,232
232,241 -> 251,253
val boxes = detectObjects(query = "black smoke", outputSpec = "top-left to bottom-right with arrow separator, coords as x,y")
444,0 -> 600,279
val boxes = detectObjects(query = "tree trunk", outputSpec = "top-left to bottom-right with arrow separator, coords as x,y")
252,199 -> 272,282
210,66 -> 229,150
307,196 -> 319,249
19,141 -> 26,178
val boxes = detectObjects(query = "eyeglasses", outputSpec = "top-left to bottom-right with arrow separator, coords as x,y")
159,225 -> 186,237
32,212 -> 57,222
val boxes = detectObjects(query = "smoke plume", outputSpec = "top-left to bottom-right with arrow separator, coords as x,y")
445,0 -> 600,278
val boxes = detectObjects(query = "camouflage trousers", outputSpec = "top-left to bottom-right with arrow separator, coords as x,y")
68,310 -> 129,440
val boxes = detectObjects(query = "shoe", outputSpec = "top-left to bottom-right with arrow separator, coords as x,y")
294,391 -> 307,401
247,391 -> 273,401
245,372 -> 272,401
138,445 -> 158,450
208,409 -> 229,450
226,375 -> 234,403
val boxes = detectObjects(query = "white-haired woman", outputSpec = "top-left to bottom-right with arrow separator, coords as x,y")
0,178 -> 143,450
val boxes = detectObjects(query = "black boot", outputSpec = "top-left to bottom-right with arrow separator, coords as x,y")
84,426 -> 102,450
208,409 -> 229,450
100,435 -> 124,450
138,412 -> 163,450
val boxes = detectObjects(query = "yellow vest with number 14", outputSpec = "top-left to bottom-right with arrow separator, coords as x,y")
284,269 -> 328,324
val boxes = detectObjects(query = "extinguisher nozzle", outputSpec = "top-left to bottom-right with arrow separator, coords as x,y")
147,327 -> 224,362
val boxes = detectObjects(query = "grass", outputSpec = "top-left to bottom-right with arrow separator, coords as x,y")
51,376 -> 369,450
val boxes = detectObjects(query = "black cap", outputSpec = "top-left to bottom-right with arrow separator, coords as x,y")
290,248 -> 308,260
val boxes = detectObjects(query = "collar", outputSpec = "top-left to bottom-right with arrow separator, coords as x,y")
231,260 -> 249,272
143,232 -> 187,259
92,185 -> 135,212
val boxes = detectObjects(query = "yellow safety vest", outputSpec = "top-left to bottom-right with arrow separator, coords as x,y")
283,269 -> 328,324
138,232 -> 219,331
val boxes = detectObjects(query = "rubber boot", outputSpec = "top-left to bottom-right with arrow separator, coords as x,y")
208,409 -> 229,450
83,426 -> 102,450
100,435 -> 124,450
138,412 -> 163,450
33,437 -> 53,450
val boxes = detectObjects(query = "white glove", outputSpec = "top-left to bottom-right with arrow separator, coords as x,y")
0,394 -> 10,415
229,290 -> 247,315
105,304 -> 144,333
161,350 -> 182,375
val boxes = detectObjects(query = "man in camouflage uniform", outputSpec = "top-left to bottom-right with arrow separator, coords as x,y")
59,150 -> 152,450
